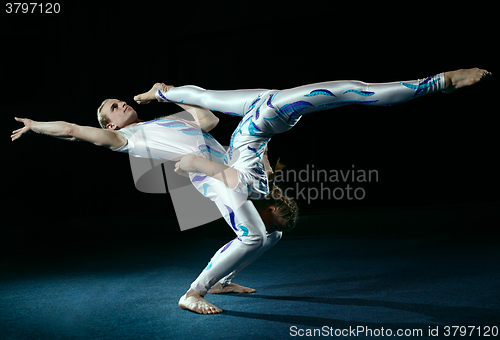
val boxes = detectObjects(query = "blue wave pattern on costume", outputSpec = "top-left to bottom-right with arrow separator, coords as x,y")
277,101 -> 314,122
227,117 -> 249,160
199,145 -> 225,158
157,121 -> 187,128
143,118 -> 182,126
202,183 -> 210,196
315,99 -> 379,108
239,226 -> 249,237
248,117 -> 263,137
156,90 -> 170,102
267,91 -> 280,109
247,146 -> 260,159
202,131 -> 218,142
255,100 -> 266,120
178,127 -> 203,136
247,138 -> 267,159
240,172 -> 251,193
220,239 -> 234,253
304,89 -> 336,97
251,166 -> 265,176
192,174 -> 207,182
246,96 -> 261,114
142,119 -> 159,125
342,89 -> 375,96
224,205 -> 238,232
400,75 -> 440,97
204,259 -> 213,270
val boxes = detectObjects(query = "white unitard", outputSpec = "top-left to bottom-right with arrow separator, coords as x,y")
157,74 -> 446,199
113,118 -> 221,161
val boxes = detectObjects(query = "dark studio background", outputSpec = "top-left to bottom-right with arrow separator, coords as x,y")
2,2 -> 498,256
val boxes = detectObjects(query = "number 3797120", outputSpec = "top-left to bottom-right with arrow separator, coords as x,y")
6,3 -> 60,13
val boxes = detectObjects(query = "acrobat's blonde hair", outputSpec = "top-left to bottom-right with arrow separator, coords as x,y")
97,98 -> 114,129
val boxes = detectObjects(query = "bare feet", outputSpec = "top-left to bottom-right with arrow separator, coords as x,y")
443,67 -> 492,94
209,282 -> 257,294
178,289 -> 223,315
134,83 -> 174,104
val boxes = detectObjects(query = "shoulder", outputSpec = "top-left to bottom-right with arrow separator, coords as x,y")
70,124 -> 127,150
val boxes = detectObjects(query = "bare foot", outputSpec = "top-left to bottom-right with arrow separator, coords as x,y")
209,282 -> 256,294
134,83 -> 173,104
443,67 -> 492,94
178,289 -> 223,315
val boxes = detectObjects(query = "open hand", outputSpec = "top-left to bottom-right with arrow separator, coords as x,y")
11,117 -> 34,141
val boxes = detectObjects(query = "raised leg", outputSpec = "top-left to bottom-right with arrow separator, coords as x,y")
253,68 -> 490,135
270,73 -> 446,118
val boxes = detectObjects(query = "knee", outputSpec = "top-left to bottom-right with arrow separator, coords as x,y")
198,89 -> 213,108
254,232 -> 266,248
346,80 -> 369,91
266,231 -> 282,248
241,231 -> 266,250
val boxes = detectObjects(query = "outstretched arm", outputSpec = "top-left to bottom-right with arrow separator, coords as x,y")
11,117 -> 126,150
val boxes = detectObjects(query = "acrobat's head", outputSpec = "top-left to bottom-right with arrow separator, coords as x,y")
254,195 -> 298,233
97,99 -> 139,130
253,160 -> 299,233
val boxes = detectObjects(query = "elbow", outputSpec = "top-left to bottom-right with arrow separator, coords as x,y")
210,116 -> 220,130
203,116 -> 219,132
65,123 -> 75,136
65,123 -> 78,141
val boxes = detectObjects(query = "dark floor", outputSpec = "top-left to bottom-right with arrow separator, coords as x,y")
1,231 -> 499,339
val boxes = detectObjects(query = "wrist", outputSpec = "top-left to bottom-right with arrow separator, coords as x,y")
179,154 -> 199,172
29,120 -> 40,133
